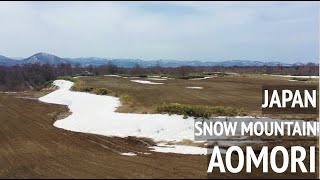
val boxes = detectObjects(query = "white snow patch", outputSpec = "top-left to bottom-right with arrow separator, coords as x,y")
4,91 -> 17,94
186,86 -> 203,89
74,76 -> 89,79
148,78 -> 167,81
160,77 -> 173,79
150,143 -> 208,155
269,75 -> 319,79
130,80 -> 164,85
104,75 -> 120,77
120,152 -> 137,156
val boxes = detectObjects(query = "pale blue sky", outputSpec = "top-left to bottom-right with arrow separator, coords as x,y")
0,1 -> 318,63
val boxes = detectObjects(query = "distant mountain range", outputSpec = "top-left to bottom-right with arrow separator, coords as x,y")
0,52 -> 316,68
0,53 -> 71,66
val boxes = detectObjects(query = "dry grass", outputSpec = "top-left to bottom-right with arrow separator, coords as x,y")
0,74 -> 318,178
156,103 -> 245,118
78,74 -> 318,120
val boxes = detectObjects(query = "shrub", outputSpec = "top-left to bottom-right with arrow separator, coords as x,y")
70,80 -> 94,93
179,75 -> 205,80
120,94 -> 135,104
81,86 -> 94,92
156,103 -> 245,118
57,76 -> 77,82
94,88 -> 112,95
64,78 -> 112,95
137,74 -> 148,78
291,77 -> 309,81
43,80 -> 54,88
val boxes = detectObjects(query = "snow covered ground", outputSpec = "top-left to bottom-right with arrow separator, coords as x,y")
268,74 -> 319,79
130,80 -> 164,85
186,87 -> 203,89
104,75 -> 121,77
147,78 -> 167,81
150,143 -> 208,155
39,80 -> 204,155
39,80 -> 319,156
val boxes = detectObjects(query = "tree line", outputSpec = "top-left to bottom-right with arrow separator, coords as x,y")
0,62 -> 318,91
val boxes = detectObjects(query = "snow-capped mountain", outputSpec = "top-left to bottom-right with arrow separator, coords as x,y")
21,53 -> 71,65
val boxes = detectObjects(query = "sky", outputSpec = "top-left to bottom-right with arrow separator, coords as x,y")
0,1 -> 318,63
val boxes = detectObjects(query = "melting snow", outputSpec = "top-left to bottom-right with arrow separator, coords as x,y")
268,75 -> 319,79
150,143 -> 208,155
104,75 -> 121,77
39,80 -> 204,155
130,80 -> 164,85
39,80 -> 318,156
186,87 -> 203,89
148,78 -> 167,81
120,152 -> 137,156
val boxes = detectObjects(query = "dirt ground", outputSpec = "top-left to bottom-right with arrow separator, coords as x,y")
0,74 -> 318,178
0,94 -> 209,178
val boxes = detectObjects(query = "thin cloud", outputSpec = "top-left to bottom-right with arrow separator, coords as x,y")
0,1 -> 318,63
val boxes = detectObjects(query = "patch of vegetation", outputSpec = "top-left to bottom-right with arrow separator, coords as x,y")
80,86 -> 94,92
137,74 -> 148,78
156,103 -> 245,118
120,94 -> 135,105
161,74 -> 206,80
68,79 -> 112,95
179,75 -> 205,80
43,80 -> 54,88
57,76 -> 77,82
70,79 -> 86,91
118,74 -> 147,78
203,72 -> 228,76
93,88 -> 112,95
291,77 -> 309,81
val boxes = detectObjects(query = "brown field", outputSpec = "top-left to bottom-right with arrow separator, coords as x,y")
0,93 -> 318,178
0,94 -> 209,178
79,74 -> 319,120
0,74 -> 318,178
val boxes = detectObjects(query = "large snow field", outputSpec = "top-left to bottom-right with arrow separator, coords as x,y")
39,80 -> 205,154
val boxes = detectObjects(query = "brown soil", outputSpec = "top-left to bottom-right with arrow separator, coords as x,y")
0,74 -> 318,178
0,94 -> 207,178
